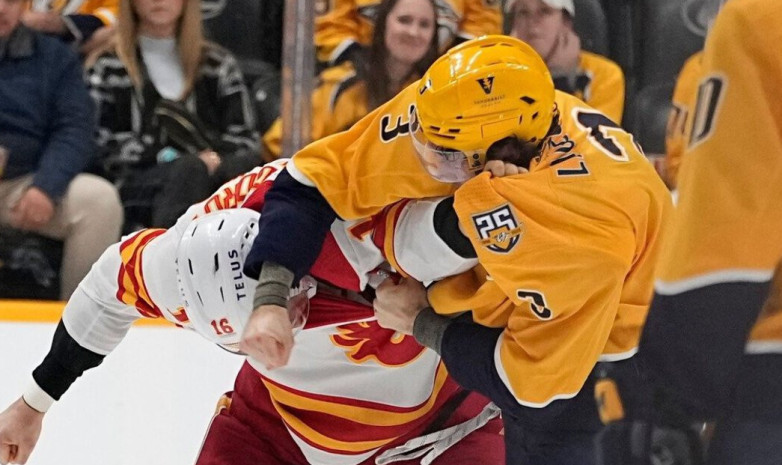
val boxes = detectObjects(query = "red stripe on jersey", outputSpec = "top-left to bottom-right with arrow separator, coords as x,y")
240,178 -> 273,213
309,232 -> 362,292
303,293 -> 373,329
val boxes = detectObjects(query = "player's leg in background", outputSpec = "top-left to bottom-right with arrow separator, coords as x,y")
705,353 -> 782,465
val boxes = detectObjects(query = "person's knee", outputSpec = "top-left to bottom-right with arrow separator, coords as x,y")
65,174 -> 123,227
173,155 -> 210,177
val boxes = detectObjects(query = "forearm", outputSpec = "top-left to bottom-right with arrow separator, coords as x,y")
418,315 -> 571,427
61,14 -> 104,42
244,169 -> 336,281
252,261 -> 295,309
28,321 -> 105,412
27,245 -> 143,411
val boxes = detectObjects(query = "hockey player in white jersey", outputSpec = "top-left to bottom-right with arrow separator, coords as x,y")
0,159 -> 503,465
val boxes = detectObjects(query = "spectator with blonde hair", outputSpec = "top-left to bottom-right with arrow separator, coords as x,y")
86,0 -> 259,231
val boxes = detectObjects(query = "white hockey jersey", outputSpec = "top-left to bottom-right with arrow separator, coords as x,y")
62,160 -> 478,465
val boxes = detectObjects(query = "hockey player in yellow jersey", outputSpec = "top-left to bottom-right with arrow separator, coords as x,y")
373,64 -> 671,465
314,0 -> 501,66
664,51 -> 702,189
241,34 -> 672,464
596,1 -> 782,464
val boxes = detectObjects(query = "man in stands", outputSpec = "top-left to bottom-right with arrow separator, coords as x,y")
0,0 -> 122,300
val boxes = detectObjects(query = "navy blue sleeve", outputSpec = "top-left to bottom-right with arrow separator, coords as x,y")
243,169 -> 337,281
32,43 -> 95,200
440,318 -> 572,428
63,14 -> 104,42
639,280 -> 771,421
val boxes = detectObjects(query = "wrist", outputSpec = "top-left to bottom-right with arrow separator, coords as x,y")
253,261 -> 295,309
412,307 -> 453,354
22,378 -> 55,414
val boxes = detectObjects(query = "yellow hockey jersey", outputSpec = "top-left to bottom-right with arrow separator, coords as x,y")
655,0 -> 782,352
264,62 -> 422,161
573,51 -> 625,125
314,0 -> 502,64
31,0 -> 118,25
426,92 -> 673,407
664,51 -> 703,189
287,81 -> 457,220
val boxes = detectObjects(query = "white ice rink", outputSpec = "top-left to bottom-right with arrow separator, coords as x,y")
0,318 -> 245,465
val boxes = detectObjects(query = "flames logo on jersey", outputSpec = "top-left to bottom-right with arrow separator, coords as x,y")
477,76 -> 495,95
330,321 -> 426,366
472,205 -> 524,253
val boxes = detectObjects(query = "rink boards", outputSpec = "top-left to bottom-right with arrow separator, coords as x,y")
0,300 -> 245,465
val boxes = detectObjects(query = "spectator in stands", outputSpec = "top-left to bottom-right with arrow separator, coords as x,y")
86,0 -> 260,231
507,0 -> 625,124
663,51 -> 702,190
0,0 -> 123,300
315,0 -> 500,69
263,0 -> 439,159
22,0 -> 118,55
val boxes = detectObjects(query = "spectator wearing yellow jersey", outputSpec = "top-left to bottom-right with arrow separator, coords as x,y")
508,0 -> 625,124
22,0 -> 117,54
263,0 -> 439,160
315,0 -> 499,69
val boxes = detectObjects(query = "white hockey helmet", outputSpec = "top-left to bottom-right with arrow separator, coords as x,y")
176,208 -> 260,353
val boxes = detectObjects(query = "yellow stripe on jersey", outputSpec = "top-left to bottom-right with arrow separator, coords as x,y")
382,201 -> 410,278
263,362 -> 449,429
269,396 -> 396,452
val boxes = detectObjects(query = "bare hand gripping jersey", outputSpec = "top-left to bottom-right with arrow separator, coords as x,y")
64,160 -> 479,465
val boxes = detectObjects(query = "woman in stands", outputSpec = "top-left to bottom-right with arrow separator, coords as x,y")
508,0 -> 626,124
262,0 -> 439,159
86,0 -> 260,231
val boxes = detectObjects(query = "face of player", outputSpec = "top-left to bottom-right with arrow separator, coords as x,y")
0,0 -> 26,38
510,0 -> 567,60
384,0 -> 436,68
133,0 -> 185,38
